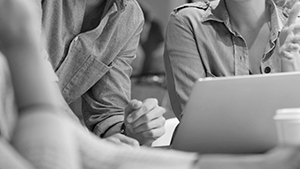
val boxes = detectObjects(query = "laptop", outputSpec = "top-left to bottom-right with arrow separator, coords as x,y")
171,72 -> 300,154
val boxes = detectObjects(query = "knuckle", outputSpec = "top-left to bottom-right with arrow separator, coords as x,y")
142,105 -> 150,112
145,130 -> 155,138
142,114 -> 151,122
160,117 -> 166,126
144,122 -> 151,129
157,106 -> 166,114
159,128 -> 166,137
132,139 -> 140,146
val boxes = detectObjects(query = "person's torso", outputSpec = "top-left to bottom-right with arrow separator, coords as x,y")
41,0 -> 143,103
173,0 -> 287,77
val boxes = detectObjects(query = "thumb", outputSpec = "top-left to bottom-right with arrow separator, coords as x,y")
124,99 -> 143,116
287,2 -> 300,27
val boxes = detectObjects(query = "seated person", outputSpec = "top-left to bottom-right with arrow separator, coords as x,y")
164,0 -> 300,119
39,0 -> 166,146
2,0 -> 300,169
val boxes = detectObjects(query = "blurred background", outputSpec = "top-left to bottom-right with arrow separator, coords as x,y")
131,0 -> 187,120
70,0 -> 188,122
72,0 -> 295,122
130,0 -> 295,120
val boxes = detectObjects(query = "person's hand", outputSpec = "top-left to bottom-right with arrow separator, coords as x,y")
103,133 -> 140,148
262,146 -> 300,169
124,99 -> 166,146
279,2 -> 300,72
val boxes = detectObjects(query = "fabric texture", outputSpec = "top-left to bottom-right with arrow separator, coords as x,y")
40,0 -> 144,136
164,0 -> 287,119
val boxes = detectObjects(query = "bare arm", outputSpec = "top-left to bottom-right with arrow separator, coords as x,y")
0,0 -> 59,114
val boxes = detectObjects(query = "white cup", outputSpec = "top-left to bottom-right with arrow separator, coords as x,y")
274,108 -> 300,145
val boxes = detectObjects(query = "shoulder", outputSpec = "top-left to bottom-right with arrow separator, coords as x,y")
173,1 -> 211,13
120,0 -> 144,25
172,0 -> 219,21
122,0 -> 143,16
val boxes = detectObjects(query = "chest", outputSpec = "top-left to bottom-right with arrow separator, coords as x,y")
240,23 -> 271,74
81,3 -> 106,33
195,24 -> 280,76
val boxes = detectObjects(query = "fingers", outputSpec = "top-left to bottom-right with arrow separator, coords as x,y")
287,2 -> 300,27
129,107 -> 165,129
124,99 -> 143,117
291,24 -> 300,35
132,116 -> 166,136
290,34 -> 300,44
126,98 -> 159,123
280,34 -> 300,60
140,127 -> 166,141
124,98 -> 166,145
104,133 -> 140,148
280,2 -> 300,46
286,43 -> 300,52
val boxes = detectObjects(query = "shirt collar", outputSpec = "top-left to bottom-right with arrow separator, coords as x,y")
268,0 -> 285,33
109,0 -> 126,11
102,0 -> 126,17
202,0 -> 285,34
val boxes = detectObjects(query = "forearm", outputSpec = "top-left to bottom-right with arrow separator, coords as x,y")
113,148 -> 199,169
81,76 -> 128,136
0,139 -> 35,169
0,2 -> 57,114
196,154 -> 263,169
4,44 -> 59,114
102,121 -> 124,137
11,111 -> 80,169
74,122 -> 199,169
52,82 -> 81,123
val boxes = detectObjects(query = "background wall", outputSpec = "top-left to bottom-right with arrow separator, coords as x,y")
131,0 -> 186,119
137,0 -> 186,34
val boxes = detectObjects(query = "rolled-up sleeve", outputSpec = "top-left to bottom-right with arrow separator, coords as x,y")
164,12 -> 206,119
82,20 -> 144,137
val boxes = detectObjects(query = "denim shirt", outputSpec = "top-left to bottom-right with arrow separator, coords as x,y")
164,0 -> 287,119
41,0 -> 144,136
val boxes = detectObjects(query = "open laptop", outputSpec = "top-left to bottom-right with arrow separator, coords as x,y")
171,72 -> 300,154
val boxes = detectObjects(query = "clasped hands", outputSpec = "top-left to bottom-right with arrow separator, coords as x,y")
104,98 -> 166,147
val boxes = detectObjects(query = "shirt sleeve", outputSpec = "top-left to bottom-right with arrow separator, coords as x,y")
82,18 -> 144,137
164,11 -> 206,119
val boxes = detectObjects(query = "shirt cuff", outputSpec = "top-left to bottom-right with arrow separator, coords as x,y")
92,115 -> 124,137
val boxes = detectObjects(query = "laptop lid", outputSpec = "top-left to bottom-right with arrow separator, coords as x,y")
171,72 -> 300,154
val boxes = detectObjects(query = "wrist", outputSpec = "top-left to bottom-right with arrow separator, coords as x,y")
102,122 -> 123,138
120,123 -> 126,135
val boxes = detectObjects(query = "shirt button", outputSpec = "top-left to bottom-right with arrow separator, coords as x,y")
264,66 -> 271,73
74,36 -> 79,41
